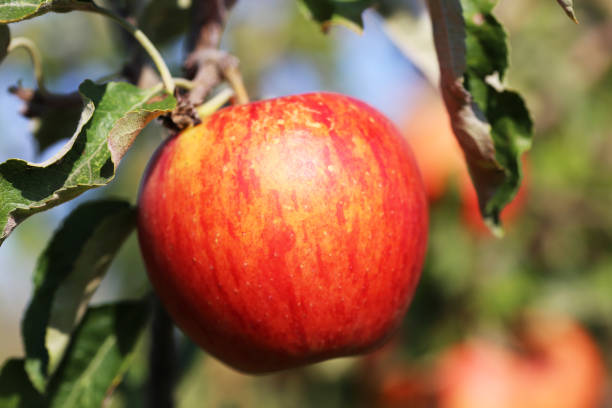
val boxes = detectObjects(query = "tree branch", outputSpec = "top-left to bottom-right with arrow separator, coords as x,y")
182,0 -> 240,106
146,297 -> 176,408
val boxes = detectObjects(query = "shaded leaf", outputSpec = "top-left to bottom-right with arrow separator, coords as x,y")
556,0 -> 578,23
427,0 -> 532,233
0,80 -> 176,246
8,86 -> 84,154
45,301 -> 151,408
140,0 -> 190,46
297,0 -> 376,31
0,24 -> 8,64
0,359 -> 45,408
32,98 -> 84,154
22,200 -> 136,393
0,0 -> 93,23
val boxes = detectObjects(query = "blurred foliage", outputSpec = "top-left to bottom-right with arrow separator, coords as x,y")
1,0 -> 612,406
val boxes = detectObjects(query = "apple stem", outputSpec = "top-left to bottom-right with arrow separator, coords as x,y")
7,37 -> 49,96
173,78 -> 197,90
196,87 -> 235,118
84,4 -> 176,95
223,64 -> 250,104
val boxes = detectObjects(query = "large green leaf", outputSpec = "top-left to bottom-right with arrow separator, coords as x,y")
0,80 -> 176,246
427,0 -> 532,234
298,0 -> 376,31
0,359 -> 45,408
0,0 -> 93,23
22,200 -> 136,393
45,301 -> 151,408
0,24 -> 8,64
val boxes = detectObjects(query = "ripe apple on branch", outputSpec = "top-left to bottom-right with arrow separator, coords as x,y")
0,0 -> 583,405
138,92 -> 429,372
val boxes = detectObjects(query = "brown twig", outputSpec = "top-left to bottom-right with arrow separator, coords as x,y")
176,0 -> 246,125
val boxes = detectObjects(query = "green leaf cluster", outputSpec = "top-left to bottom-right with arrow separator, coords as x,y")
0,80 -> 175,245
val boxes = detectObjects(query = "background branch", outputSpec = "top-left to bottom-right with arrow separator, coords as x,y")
182,0 -> 239,106
146,297 -> 177,408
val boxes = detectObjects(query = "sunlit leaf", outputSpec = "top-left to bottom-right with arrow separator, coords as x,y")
0,80 -> 176,246
0,0 -> 46,23
22,200 -> 136,392
45,301 -> 151,408
0,0 -> 94,23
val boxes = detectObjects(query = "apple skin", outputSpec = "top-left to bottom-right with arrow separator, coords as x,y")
437,317 -> 606,408
137,92 -> 429,373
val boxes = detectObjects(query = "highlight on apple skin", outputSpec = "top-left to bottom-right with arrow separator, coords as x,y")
137,92 -> 429,373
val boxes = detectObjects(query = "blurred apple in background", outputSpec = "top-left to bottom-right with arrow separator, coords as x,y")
360,337 -> 435,408
403,86 -> 528,234
376,367 -> 434,408
437,314 -> 606,408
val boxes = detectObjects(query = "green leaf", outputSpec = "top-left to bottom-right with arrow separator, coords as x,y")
22,199 -> 136,393
0,24 -> 8,64
45,301 -> 151,408
0,0 -> 46,23
556,0 -> 578,23
426,0 -> 532,234
0,359 -> 45,408
298,0 -> 376,31
0,80 -> 176,246
0,0 -> 93,23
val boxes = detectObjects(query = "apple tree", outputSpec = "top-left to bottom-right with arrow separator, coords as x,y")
2,0 -> 609,407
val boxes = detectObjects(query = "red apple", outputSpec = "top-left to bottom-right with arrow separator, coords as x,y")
437,316 -> 606,408
137,93 -> 429,373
